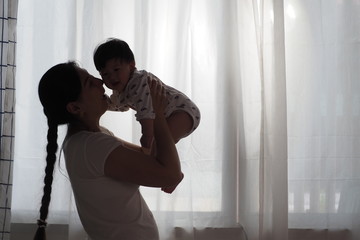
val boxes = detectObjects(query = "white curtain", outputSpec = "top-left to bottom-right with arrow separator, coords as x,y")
286,0 -> 360,238
12,0 -> 360,240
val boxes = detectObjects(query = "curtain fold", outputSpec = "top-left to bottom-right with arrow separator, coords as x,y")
234,0 -> 288,239
258,0 -> 288,239
0,0 -> 17,239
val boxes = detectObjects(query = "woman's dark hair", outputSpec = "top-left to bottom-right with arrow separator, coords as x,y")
34,62 -> 81,240
93,38 -> 135,71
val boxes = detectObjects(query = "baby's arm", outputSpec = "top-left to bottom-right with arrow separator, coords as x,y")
139,118 -> 155,150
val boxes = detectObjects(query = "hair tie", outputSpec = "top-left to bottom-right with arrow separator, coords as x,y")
37,219 -> 47,228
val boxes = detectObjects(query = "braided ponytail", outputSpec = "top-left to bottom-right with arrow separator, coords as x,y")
35,62 -> 81,240
33,119 -> 58,240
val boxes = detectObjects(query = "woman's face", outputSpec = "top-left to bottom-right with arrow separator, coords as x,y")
76,67 -> 108,119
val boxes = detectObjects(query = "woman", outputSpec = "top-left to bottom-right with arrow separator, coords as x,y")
34,62 -> 183,240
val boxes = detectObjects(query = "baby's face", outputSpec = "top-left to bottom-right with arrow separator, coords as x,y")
99,58 -> 135,93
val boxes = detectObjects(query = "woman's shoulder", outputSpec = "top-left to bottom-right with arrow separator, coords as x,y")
64,127 -> 122,148
99,126 -> 114,135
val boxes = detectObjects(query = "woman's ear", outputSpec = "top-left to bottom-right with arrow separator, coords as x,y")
66,101 -> 82,115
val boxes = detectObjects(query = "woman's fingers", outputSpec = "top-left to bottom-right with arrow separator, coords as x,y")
149,76 -> 166,112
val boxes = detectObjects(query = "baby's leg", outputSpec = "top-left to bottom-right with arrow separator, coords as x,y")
166,111 -> 193,143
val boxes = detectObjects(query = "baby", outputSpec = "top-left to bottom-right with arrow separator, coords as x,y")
93,38 -> 201,192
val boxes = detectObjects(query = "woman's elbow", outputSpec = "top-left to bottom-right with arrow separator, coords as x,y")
165,171 -> 183,187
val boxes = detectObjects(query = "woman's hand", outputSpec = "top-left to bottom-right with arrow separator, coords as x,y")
148,77 -> 166,115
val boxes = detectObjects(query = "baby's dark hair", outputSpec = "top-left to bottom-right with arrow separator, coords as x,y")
34,62 -> 81,240
93,38 -> 135,71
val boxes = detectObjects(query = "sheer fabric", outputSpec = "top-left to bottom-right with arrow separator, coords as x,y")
286,0 -> 360,238
12,0 -> 360,240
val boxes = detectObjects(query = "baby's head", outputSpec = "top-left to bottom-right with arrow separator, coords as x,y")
93,38 -> 135,71
94,38 -> 136,92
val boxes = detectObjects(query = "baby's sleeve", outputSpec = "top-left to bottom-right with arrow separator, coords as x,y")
108,91 -> 130,112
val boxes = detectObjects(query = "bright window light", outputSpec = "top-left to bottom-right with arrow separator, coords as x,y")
286,4 -> 296,19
